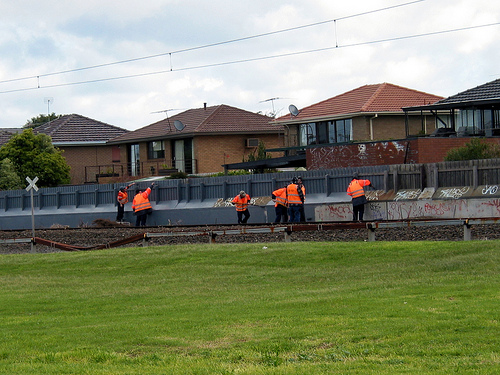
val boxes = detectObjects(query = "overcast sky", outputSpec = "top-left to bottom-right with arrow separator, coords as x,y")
0,0 -> 499,130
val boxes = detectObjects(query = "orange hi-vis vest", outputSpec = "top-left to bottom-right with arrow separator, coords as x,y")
232,195 -> 251,211
286,183 -> 303,205
272,187 -> 288,207
117,191 -> 128,205
132,188 -> 152,213
347,179 -> 370,199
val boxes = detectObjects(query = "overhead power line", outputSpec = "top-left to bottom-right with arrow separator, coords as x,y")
0,0 -> 424,85
0,21 -> 498,95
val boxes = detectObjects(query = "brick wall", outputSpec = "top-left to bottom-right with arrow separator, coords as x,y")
307,137 -> 500,169
61,145 -> 117,185
195,134 -> 284,174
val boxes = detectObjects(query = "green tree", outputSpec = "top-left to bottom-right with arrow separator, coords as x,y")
444,138 -> 500,161
23,113 -> 62,129
246,141 -> 271,162
0,129 -> 71,187
245,141 -> 276,173
0,158 -> 23,190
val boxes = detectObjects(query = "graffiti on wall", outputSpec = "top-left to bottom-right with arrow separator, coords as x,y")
481,185 -> 499,195
394,189 -> 422,201
437,187 -> 470,199
308,141 -> 408,169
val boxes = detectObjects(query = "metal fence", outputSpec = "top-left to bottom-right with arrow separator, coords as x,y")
1,159 -> 500,211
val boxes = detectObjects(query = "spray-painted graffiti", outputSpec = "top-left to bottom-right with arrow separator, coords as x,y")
314,204 -> 352,221
215,197 -> 259,208
481,198 -> 500,214
308,141 -> 408,169
423,202 -> 454,216
482,185 -> 499,195
367,202 -> 385,221
438,187 -> 470,199
387,200 -> 468,220
366,190 -> 385,201
394,190 -> 422,201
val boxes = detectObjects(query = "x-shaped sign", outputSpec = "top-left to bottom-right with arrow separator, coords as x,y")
26,176 -> 39,192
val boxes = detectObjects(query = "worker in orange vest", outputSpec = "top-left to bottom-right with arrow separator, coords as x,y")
346,172 -> 372,221
232,190 -> 251,224
272,186 -> 288,223
132,182 -> 155,227
116,182 -> 135,223
286,177 -> 305,223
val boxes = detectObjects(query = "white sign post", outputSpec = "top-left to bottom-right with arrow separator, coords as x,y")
25,176 -> 39,253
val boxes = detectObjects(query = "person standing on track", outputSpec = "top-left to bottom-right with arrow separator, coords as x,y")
272,185 -> 288,223
232,190 -> 251,224
116,182 -> 135,223
346,172 -> 372,222
132,182 -> 155,227
286,176 -> 305,223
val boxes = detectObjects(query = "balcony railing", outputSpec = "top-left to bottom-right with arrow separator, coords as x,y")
85,159 -> 197,183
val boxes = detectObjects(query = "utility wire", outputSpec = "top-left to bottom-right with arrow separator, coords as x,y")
0,0 -> 424,85
0,21 -> 497,95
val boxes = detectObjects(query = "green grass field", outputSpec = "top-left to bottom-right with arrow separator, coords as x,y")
0,240 -> 499,374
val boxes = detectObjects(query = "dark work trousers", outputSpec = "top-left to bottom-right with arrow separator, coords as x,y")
352,204 -> 365,221
237,209 -> 250,224
116,204 -> 125,222
274,204 -> 288,223
351,195 -> 367,221
288,204 -> 302,223
135,212 -> 148,227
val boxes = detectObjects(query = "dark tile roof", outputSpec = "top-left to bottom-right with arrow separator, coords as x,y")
275,83 -> 443,122
434,78 -> 500,105
109,104 -> 276,143
0,128 -> 22,147
34,114 -> 128,144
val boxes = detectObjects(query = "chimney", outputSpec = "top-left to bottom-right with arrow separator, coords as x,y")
204,102 -> 207,110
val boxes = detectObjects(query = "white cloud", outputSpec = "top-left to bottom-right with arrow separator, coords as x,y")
0,0 -> 499,129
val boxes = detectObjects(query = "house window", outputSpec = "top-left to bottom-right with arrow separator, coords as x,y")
112,146 -> 121,162
300,119 -> 352,146
148,141 -> 165,159
300,123 -> 316,145
329,119 -> 352,143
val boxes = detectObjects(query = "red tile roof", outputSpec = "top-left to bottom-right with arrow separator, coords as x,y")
109,104 -> 276,143
275,83 -> 443,122
34,114 -> 128,144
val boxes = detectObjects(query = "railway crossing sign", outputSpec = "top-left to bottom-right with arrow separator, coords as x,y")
25,176 -> 39,252
26,176 -> 39,192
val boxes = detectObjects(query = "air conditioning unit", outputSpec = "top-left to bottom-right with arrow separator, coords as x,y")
246,138 -> 259,148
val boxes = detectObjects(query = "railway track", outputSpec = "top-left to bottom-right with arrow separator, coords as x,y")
1,219 -> 499,254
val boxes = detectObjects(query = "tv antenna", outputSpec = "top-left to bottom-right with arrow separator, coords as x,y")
260,97 -> 285,118
151,108 -> 182,132
44,97 -> 54,125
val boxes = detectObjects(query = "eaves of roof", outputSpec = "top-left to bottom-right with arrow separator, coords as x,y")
52,141 -> 108,146
404,97 -> 500,112
107,129 -> 280,145
273,111 -> 406,125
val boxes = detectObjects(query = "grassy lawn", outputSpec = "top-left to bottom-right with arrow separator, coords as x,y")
0,240 -> 499,374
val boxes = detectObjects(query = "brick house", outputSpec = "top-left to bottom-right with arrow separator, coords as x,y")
34,114 -> 129,184
301,80 -> 500,169
107,104 -> 283,176
273,82 -> 444,149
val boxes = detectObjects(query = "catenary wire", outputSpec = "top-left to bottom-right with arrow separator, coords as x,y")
0,0 -> 424,85
0,22 -> 498,94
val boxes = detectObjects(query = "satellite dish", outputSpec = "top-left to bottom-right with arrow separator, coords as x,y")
174,120 -> 186,131
289,104 -> 300,117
